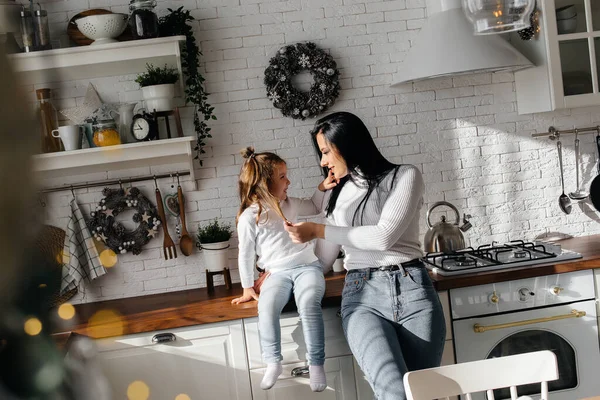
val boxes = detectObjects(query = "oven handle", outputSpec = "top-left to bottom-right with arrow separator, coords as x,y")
473,309 -> 586,333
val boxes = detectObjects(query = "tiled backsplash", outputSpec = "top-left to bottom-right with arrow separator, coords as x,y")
31,0 -> 600,303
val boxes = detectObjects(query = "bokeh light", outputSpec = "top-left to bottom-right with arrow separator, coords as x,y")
24,317 -> 42,336
87,309 -> 124,338
127,380 -> 150,400
99,249 -> 118,268
58,303 -> 76,320
175,395 -> 191,400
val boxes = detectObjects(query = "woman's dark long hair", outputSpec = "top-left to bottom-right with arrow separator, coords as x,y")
310,112 -> 400,224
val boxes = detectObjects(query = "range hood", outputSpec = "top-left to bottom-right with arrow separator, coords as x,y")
391,0 -> 533,86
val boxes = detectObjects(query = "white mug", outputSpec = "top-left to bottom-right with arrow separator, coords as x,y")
52,125 -> 84,151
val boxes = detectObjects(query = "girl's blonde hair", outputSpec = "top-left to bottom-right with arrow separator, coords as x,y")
237,146 -> 288,225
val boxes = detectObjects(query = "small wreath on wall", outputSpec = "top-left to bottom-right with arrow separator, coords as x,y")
87,187 -> 161,255
264,42 -> 340,120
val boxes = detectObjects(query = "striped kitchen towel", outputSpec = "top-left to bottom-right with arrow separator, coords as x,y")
60,198 -> 106,294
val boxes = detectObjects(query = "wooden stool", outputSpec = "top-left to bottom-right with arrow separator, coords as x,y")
153,107 -> 184,139
206,268 -> 232,294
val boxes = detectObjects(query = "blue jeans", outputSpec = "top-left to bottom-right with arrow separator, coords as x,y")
341,262 -> 446,400
258,261 -> 326,365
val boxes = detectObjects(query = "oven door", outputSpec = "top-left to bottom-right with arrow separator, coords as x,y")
453,300 -> 600,400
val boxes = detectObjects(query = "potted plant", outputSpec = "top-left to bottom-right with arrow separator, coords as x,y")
196,219 -> 233,272
158,7 -> 216,165
135,63 -> 179,113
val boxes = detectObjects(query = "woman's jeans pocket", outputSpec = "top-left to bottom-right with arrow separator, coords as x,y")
342,271 -> 366,297
405,264 -> 434,288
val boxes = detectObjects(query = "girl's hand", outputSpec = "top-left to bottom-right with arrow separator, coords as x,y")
318,169 -> 338,192
284,221 -> 325,243
231,288 -> 259,304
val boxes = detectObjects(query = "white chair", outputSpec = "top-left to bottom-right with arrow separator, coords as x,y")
403,350 -> 559,400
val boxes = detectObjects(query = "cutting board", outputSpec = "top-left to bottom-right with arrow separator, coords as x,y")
67,9 -> 133,46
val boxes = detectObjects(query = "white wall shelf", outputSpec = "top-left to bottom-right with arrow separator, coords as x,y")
32,137 -> 196,184
8,36 -> 186,88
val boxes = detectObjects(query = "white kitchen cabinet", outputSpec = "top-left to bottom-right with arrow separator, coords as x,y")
244,307 -> 351,369
95,320 -> 251,400
250,356 -> 358,400
512,0 -> 600,114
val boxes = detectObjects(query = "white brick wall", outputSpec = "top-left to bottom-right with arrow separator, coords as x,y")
33,0 -> 600,303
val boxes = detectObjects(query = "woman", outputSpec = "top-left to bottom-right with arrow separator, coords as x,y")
284,112 -> 446,400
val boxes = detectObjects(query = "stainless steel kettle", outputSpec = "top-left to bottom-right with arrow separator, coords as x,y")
424,201 -> 472,253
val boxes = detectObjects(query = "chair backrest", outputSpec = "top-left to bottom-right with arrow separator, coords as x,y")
403,350 -> 559,400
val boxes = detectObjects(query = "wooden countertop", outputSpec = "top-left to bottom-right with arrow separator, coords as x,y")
59,234 -> 600,339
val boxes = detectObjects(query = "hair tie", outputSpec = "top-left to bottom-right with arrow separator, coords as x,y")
249,153 -> 256,159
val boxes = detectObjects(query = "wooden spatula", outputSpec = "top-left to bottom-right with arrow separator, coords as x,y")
177,182 -> 193,256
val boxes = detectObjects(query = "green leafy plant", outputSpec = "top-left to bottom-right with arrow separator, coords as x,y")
197,219 -> 233,244
135,64 -> 179,87
159,7 -> 216,165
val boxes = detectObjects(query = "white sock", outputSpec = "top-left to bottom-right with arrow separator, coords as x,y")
309,365 -> 327,392
261,362 -> 282,390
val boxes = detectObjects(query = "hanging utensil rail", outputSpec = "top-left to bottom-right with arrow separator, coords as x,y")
39,171 -> 191,194
532,126 -> 600,139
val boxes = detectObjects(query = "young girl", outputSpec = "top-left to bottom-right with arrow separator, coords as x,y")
231,147 -> 334,392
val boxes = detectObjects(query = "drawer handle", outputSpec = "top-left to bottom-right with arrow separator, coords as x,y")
291,366 -> 310,377
152,333 -> 176,343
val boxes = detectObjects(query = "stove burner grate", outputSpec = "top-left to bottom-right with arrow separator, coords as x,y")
455,256 -> 477,267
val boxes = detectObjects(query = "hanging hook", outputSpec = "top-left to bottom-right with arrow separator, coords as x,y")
39,193 -> 46,208
70,185 -> 75,198
176,172 -> 180,186
119,179 -> 123,190
153,175 -> 158,189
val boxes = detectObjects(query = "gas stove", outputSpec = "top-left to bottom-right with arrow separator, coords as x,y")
422,240 -> 583,276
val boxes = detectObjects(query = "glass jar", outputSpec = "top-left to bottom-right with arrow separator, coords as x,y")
92,119 -> 121,147
462,0 -> 535,34
36,88 -> 62,153
20,7 -> 35,52
129,0 -> 159,40
33,6 -> 51,50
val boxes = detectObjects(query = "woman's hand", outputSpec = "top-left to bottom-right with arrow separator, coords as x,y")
231,288 -> 259,304
284,221 -> 325,243
318,169 -> 338,192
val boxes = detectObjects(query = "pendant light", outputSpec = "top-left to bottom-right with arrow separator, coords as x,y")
462,0 -> 535,35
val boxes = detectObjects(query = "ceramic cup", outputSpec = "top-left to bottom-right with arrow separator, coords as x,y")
333,258 -> 345,272
52,125 -> 84,151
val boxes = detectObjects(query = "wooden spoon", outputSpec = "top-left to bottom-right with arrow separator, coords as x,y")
177,182 -> 194,256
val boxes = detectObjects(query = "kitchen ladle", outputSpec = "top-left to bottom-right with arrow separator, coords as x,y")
557,140 -> 573,214
177,175 -> 194,256
569,129 -> 589,200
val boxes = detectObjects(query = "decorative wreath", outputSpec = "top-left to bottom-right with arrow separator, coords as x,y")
87,187 -> 161,255
264,42 -> 340,120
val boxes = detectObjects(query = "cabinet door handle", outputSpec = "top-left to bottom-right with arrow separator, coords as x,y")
291,366 -> 310,377
152,333 -> 176,343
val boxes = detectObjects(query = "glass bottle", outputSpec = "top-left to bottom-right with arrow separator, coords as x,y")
33,5 -> 51,51
36,88 -> 62,153
129,0 -> 159,40
117,103 -> 136,144
92,119 -> 121,147
20,7 -> 35,52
